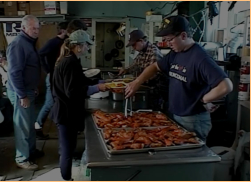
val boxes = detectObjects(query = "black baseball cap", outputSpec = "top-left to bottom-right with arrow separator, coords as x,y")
156,15 -> 190,37
67,19 -> 87,34
126,30 -> 146,47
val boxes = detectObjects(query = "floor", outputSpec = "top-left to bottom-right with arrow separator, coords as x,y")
0,95 -> 90,181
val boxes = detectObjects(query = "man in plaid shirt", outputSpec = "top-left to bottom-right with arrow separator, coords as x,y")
119,30 -> 163,87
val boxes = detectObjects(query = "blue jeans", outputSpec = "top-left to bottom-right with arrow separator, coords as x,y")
7,89 -> 36,163
173,112 -> 212,142
36,75 -> 53,127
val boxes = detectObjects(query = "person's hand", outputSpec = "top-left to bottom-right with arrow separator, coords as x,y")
118,68 -> 126,76
0,57 -> 5,62
125,80 -> 141,98
98,83 -> 107,92
203,103 -> 219,113
20,97 -> 30,108
0,57 -> 7,68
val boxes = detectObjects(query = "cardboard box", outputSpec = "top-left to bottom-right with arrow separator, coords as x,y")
30,1 -> 44,11
18,10 -> 26,16
4,1 -> 17,16
44,1 -> 60,15
60,1 -> 67,14
30,10 -> 44,16
5,11 -> 18,16
4,1 -> 17,10
18,3 -> 30,14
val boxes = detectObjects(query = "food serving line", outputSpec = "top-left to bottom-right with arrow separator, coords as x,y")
83,98 -> 221,181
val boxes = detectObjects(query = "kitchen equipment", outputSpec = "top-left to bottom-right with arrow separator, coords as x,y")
111,48 -> 119,57
115,40 -> 124,49
112,92 -> 124,101
84,69 -> 101,78
104,53 -> 112,61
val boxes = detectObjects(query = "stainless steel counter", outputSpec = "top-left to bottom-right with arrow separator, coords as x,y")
84,98 -> 221,180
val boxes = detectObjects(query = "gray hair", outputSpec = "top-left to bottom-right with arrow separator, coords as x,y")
21,15 -> 39,29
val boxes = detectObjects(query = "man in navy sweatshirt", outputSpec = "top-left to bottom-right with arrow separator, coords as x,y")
35,22 -> 69,140
6,15 -> 42,170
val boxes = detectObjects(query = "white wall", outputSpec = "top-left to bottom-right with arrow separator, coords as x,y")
205,1 -> 250,46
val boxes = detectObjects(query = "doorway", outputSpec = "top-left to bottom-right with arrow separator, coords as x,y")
95,22 -> 125,68
92,18 -> 130,68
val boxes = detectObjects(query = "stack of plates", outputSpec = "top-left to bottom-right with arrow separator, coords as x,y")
90,91 -> 109,99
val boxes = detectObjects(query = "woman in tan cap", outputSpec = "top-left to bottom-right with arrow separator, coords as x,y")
50,30 -> 106,181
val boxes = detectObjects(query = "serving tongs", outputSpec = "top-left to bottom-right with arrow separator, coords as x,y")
124,97 -> 133,117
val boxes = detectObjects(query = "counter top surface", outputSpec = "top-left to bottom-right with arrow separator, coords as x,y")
85,99 -> 221,168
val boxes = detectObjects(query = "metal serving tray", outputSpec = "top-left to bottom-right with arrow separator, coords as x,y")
97,127 -> 205,155
91,110 -> 177,131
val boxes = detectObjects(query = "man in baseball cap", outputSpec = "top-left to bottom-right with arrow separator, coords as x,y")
125,15 -> 233,142
119,29 -> 162,81
156,15 -> 193,52
156,15 -> 191,37
126,29 -> 146,47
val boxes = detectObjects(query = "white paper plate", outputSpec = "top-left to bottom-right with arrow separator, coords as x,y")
0,111 -> 4,124
90,91 -> 109,99
84,69 -> 100,78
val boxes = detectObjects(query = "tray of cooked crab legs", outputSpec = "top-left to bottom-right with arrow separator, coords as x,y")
92,109 -> 178,130
92,110 -> 205,154
98,126 -> 204,154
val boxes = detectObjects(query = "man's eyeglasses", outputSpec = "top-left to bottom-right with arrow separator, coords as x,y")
163,33 -> 181,43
